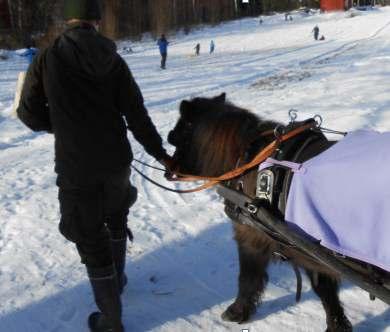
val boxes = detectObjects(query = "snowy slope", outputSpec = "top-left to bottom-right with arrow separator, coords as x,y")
1,7 -> 390,332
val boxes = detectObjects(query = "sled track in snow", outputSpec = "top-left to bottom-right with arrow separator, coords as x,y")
228,17 -> 390,94
143,17 -> 390,111
300,18 -> 390,67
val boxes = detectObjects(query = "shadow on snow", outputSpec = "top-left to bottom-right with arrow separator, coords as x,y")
0,222 -> 386,331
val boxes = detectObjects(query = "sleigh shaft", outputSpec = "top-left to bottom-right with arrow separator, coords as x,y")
217,185 -> 390,305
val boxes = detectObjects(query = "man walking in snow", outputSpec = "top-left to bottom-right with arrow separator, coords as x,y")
16,1 -> 173,331
210,40 -> 215,54
194,43 -> 200,56
312,25 -> 320,40
157,34 -> 169,69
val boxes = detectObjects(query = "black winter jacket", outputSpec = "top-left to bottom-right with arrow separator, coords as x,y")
17,24 -> 167,179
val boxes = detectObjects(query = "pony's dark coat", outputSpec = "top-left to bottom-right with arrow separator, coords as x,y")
168,94 -> 353,331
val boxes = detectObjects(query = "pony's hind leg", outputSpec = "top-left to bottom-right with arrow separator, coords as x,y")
221,244 -> 270,323
306,270 -> 352,332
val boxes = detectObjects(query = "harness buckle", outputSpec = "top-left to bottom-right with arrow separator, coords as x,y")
313,114 -> 323,127
256,169 -> 274,203
247,204 -> 258,214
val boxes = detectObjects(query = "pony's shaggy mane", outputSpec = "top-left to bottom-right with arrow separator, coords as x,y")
187,98 -> 278,176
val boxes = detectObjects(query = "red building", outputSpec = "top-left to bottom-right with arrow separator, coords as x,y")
0,0 -> 11,29
321,0 -> 352,11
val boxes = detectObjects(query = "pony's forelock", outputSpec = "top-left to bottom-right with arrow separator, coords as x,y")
173,94 -> 280,177
189,101 -> 261,176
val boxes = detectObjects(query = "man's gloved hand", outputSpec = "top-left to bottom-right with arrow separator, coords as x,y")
158,155 -> 176,179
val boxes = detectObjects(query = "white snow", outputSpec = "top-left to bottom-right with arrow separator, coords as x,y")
1,7 -> 390,332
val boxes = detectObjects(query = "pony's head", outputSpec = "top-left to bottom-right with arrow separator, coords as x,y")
168,93 -> 278,177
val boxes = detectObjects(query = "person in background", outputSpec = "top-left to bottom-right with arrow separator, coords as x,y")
157,34 -> 169,69
123,46 -> 133,54
0,49 -> 8,60
194,43 -> 200,56
19,43 -> 38,65
210,40 -> 215,54
16,0 -> 173,331
312,25 -> 320,41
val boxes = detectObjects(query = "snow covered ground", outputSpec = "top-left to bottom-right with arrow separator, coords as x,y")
1,7 -> 390,332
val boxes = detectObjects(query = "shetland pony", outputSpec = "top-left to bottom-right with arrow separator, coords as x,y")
168,93 -> 353,332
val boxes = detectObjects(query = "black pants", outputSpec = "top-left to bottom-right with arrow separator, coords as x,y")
160,53 -> 167,69
57,168 -> 137,268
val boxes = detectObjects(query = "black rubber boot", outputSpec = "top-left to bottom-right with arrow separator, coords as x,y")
87,265 -> 124,332
111,237 -> 128,294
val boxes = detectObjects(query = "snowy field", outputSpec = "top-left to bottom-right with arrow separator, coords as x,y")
1,7 -> 390,332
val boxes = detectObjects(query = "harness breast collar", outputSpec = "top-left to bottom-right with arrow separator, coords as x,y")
226,122 -> 330,303
226,120 -> 329,243
246,120 -> 329,215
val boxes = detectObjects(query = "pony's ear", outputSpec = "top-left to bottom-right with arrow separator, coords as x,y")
179,100 -> 192,118
213,92 -> 226,103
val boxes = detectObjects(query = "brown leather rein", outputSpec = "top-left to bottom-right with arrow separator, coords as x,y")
161,121 -> 317,194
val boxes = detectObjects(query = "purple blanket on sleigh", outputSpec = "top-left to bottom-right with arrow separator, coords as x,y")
284,130 -> 390,272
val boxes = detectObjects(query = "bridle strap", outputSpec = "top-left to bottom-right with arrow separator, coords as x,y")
130,164 -> 215,194
132,122 -> 316,194
169,122 -> 316,188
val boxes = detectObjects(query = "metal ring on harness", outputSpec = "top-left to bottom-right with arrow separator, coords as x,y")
313,114 -> 323,127
273,125 -> 286,141
247,203 -> 259,214
288,109 -> 298,123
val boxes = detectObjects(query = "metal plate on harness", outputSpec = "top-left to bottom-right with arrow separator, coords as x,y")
256,169 -> 274,203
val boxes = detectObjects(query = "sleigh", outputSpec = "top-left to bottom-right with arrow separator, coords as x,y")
217,182 -> 390,305
214,122 -> 390,305
168,114 -> 390,305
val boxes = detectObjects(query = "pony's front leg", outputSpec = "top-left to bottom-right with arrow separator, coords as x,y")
221,244 -> 270,323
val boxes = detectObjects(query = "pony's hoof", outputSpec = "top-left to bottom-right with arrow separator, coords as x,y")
325,315 -> 353,332
221,302 -> 255,323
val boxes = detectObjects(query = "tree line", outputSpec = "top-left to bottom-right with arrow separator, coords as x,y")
92,0 -> 320,39
2,0 -> 322,47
